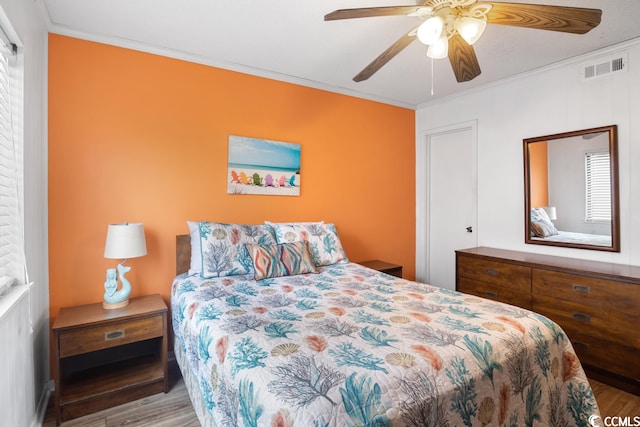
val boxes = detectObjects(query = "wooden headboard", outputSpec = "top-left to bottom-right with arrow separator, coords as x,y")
176,234 -> 191,275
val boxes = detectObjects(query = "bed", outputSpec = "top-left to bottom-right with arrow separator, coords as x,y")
531,230 -> 612,247
171,222 -> 601,427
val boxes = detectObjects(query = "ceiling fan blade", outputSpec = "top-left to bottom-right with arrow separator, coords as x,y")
448,33 -> 481,83
353,27 -> 417,82
325,6 -> 424,21
485,2 -> 601,34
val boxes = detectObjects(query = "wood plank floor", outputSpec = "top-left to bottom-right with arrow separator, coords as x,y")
43,361 -> 640,426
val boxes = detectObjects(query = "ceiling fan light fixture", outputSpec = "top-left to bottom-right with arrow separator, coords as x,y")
417,16 -> 443,45
456,16 -> 486,45
427,35 -> 449,59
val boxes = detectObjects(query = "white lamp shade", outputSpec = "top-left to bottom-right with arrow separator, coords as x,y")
455,16 -> 486,45
542,206 -> 557,221
427,35 -> 449,59
417,16 -> 444,45
104,223 -> 147,259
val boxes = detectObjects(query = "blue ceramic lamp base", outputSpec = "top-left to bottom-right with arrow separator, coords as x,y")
103,262 -> 133,310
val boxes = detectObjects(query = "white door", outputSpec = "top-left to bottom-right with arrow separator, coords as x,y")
416,121 -> 477,290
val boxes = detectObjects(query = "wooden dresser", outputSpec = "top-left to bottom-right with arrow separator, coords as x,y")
456,246 -> 640,395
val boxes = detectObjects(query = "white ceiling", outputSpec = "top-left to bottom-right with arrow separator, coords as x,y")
43,0 -> 640,109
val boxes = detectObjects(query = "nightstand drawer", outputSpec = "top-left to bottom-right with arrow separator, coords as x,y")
59,315 -> 164,358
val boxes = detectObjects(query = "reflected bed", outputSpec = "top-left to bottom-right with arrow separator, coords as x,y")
532,230 -> 612,246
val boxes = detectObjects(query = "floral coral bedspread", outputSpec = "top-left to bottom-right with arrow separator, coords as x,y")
171,262 -> 600,427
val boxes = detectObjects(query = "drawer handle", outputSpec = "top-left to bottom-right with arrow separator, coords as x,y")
485,291 -> 498,299
484,268 -> 498,277
105,329 -> 125,341
572,312 -> 591,323
573,341 -> 590,351
572,284 -> 591,294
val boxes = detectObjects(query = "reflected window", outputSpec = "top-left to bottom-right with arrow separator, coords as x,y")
585,151 -> 611,223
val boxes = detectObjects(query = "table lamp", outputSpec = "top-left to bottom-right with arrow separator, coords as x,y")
542,206 -> 557,221
103,222 -> 147,309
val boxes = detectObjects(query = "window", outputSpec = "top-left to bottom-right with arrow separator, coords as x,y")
584,151 -> 611,223
0,26 -> 20,296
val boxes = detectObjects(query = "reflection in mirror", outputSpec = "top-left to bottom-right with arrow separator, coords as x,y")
524,125 -> 620,252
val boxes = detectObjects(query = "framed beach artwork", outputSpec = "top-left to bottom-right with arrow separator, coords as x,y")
227,135 -> 300,196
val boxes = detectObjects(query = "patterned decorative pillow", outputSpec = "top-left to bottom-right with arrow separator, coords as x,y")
530,208 -> 558,237
267,221 -> 348,266
247,241 -> 318,280
199,222 -> 277,278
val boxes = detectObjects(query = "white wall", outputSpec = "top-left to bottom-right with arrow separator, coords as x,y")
416,38 -> 640,268
0,0 -> 49,426
547,133 -> 610,235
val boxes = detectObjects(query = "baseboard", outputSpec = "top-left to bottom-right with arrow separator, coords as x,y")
31,380 -> 54,427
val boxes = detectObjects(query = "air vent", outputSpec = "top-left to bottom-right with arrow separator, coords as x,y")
581,54 -> 627,81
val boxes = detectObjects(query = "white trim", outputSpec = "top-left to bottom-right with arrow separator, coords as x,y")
416,120 -> 478,283
0,283 -> 28,321
31,380 -> 53,427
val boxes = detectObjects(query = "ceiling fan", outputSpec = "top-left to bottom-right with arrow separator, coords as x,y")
324,0 -> 602,83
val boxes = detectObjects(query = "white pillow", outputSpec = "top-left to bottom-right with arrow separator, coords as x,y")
187,221 -> 201,276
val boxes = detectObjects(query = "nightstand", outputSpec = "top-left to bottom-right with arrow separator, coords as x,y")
359,260 -> 403,278
52,294 -> 168,425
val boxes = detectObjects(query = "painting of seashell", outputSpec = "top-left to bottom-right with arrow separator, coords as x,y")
284,231 -> 296,242
261,289 -> 278,295
226,309 -> 246,316
392,296 -> 409,301
212,228 -> 227,239
305,311 -> 326,319
324,292 -> 341,297
482,322 -> 506,332
464,297 -> 483,304
390,315 -> 411,324
271,343 -> 300,356
393,281 -> 407,286
385,352 -> 416,368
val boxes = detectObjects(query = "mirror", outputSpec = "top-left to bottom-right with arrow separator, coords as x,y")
524,125 -> 620,252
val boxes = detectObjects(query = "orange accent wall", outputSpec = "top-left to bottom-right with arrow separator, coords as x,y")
529,141 -> 549,208
48,35 -> 415,321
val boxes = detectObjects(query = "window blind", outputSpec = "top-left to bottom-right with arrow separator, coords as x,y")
0,32 -> 20,296
585,151 -> 611,223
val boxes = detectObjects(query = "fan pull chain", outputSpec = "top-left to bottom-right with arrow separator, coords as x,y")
430,58 -> 434,96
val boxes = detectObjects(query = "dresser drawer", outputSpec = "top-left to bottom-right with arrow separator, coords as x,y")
533,294 -> 639,348
457,277 -> 532,309
532,269 -> 640,315
457,255 -> 531,292
59,315 -> 164,358
561,326 -> 640,380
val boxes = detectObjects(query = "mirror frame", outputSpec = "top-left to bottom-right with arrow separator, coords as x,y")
523,125 -> 620,252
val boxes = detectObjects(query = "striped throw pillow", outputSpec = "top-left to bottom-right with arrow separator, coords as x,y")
247,241 -> 318,280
